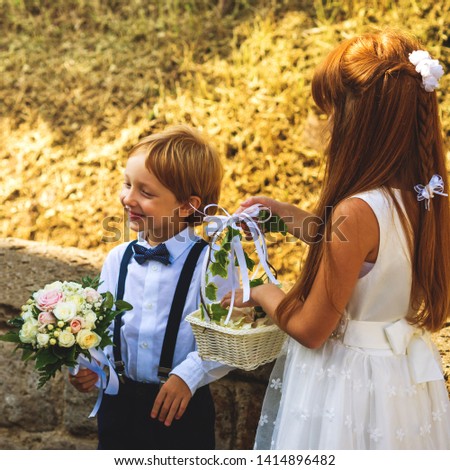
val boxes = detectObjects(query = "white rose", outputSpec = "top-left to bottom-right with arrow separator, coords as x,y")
36,333 -> 50,347
83,311 -> 98,329
20,309 -> 34,321
53,301 -> 77,322
46,281 -> 63,290
63,281 -> 83,294
19,319 -> 39,343
76,329 -> 101,349
65,294 -> 84,311
58,330 -> 76,348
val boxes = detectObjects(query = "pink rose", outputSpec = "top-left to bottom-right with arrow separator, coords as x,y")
35,289 -> 63,311
70,316 -> 85,334
84,287 -> 101,303
38,311 -> 57,325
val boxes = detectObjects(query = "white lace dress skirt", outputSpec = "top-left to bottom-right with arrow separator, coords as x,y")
254,338 -> 450,450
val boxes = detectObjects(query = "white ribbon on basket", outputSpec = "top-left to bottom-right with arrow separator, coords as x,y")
71,348 -> 119,418
200,203 -> 280,325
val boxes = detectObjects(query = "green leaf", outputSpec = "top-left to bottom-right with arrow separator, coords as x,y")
102,291 -> 114,310
0,331 -> 21,343
210,261 -> 228,278
210,302 -> 229,322
225,227 -> 241,242
214,248 -> 229,266
115,300 -> 133,311
35,348 -> 60,369
220,241 -> 231,251
243,251 -> 255,271
200,303 -> 209,320
51,345 -> 68,360
81,274 -> 102,289
100,335 -> 114,348
21,348 -> 35,361
66,345 -> 77,364
37,372 -> 50,389
259,211 -> 288,235
32,305 -> 41,316
83,349 -> 92,362
205,282 -> 218,301
8,317 -> 24,328
250,277 -> 265,288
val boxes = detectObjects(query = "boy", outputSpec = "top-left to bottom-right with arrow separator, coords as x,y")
70,125 -> 231,449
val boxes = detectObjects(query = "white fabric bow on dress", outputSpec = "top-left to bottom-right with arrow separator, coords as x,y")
384,319 -> 443,384
414,174 -> 448,210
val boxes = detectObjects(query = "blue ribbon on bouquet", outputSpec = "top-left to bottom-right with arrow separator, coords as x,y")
72,349 -> 119,418
199,203 -> 280,325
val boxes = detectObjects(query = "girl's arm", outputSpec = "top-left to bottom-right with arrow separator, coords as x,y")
240,196 -> 314,243
223,197 -> 379,349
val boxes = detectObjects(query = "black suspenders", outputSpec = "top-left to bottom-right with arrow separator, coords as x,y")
112,239 -> 207,384
112,240 -> 138,378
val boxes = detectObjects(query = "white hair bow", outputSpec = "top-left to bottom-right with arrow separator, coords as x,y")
408,50 -> 444,92
414,174 -> 448,210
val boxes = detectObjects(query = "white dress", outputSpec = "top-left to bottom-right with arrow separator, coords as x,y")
254,189 -> 450,449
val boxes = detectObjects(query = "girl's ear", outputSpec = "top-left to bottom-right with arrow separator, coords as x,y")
179,196 -> 202,218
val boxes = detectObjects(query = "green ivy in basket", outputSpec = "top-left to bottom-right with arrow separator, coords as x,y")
200,212 -> 287,327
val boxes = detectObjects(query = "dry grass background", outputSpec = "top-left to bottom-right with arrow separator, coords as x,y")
1,0 -> 450,288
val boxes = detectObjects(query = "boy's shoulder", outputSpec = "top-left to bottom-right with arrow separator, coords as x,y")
103,241 -> 135,266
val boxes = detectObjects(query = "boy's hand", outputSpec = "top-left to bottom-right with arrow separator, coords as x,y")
151,375 -> 192,427
68,368 -> 98,393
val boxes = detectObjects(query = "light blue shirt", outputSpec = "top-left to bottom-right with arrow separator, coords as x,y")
99,226 -> 232,393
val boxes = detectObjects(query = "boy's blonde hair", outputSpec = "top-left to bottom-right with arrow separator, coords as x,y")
128,125 -> 223,224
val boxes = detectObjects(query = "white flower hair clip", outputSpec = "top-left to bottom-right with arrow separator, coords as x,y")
408,50 -> 444,92
414,174 -> 448,210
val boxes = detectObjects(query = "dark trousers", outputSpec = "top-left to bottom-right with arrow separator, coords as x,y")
97,378 -> 215,450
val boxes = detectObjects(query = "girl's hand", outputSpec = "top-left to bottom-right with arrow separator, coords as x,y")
221,284 -> 286,318
241,196 -> 316,243
68,368 -> 98,393
239,195 -> 283,214
237,196 -> 285,240
221,288 -> 258,309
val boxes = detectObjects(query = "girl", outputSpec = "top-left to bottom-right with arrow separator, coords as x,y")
222,29 -> 450,449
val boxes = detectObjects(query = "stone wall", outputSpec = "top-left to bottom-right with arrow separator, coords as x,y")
0,238 -> 271,450
1,237 -> 449,450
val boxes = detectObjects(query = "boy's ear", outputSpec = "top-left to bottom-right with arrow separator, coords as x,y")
179,196 -> 202,218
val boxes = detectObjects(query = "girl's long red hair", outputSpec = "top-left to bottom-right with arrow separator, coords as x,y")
276,29 -> 450,331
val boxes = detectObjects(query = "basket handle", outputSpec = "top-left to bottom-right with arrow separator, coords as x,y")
199,203 -> 281,325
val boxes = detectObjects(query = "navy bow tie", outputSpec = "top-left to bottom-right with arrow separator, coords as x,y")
133,243 -> 171,265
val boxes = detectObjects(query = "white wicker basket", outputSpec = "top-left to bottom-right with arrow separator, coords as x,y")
186,309 -> 287,370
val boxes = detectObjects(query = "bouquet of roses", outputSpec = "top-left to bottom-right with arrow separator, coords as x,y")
0,275 -> 132,389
